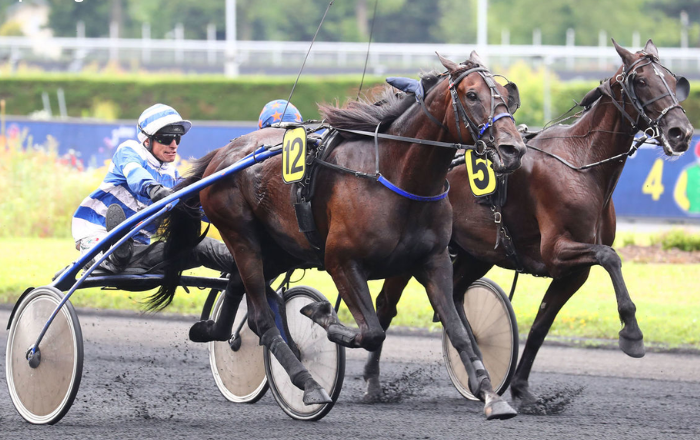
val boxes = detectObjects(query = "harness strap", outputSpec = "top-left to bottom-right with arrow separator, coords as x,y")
418,95 -> 451,132
333,127 -> 472,150
600,81 -> 639,128
377,175 -> 450,202
314,157 -> 450,202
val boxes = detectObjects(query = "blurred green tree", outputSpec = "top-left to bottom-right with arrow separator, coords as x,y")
2,0 -> 694,48
487,0 -> 697,47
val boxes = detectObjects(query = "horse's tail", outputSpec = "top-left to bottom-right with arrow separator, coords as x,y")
145,149 -> 220,312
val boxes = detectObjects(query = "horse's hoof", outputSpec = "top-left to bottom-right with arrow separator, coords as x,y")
511,387 -> 545,415
300,301 -> 338,328
189,320 -> 228,343
363,377 -> 382,403
484,398 -> 518,420
303,385 -> 332,405
619,335 -> 645,358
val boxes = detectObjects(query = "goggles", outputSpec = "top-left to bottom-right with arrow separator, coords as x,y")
152,133 -> 181,145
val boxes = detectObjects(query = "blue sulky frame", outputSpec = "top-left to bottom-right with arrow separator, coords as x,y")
7,145 -> 282,360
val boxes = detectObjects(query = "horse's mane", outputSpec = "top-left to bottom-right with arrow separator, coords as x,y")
319,71 -> 445,136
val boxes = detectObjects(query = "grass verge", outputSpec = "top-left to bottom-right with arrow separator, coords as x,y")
1,238 -> 698,349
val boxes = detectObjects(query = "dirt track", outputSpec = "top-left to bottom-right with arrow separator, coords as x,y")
1,308 -> 700,439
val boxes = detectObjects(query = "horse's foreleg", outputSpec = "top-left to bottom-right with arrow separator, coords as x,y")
415,250 -> 516,420
594,245 -> 644,357
544,241 -> 645,358
363,274 -> 411,401
510,271 -> 588,408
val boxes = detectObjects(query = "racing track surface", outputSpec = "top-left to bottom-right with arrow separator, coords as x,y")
1,308 -> 699,439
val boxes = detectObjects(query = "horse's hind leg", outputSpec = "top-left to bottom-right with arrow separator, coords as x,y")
415,250 -> 516,420
510,271 -> 588,410
189,271 -> 245,342
363,274 -> 411,401
302,259 -> 386,352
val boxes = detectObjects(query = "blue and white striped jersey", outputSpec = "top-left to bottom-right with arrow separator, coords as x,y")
72,140 -> 179,245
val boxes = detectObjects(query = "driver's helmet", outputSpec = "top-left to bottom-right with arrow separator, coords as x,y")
258,100 -> 303,129
137,104 -> 192,144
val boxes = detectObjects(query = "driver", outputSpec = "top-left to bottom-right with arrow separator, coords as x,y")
71,103 -> 234,274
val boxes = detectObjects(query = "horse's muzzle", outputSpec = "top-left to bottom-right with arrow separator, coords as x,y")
491,143 -> 526,174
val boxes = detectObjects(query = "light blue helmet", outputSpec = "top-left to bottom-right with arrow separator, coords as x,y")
137,104 -> 192,144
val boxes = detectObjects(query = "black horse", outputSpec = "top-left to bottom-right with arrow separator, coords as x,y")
151,52 -> 527,419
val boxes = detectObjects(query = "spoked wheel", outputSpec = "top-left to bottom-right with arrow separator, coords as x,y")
264,286 -> 345,421
208,293 -> 268,403
6,286 -> 83,424
442,278 -> 518,401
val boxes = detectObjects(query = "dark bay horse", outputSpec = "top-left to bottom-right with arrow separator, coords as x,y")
365,39 -> 694,412
151,52 -> 526,419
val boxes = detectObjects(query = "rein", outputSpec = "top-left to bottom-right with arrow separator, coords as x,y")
526,133 -> 650,171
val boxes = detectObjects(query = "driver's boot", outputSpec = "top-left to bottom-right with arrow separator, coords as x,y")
105,204 -> 133,271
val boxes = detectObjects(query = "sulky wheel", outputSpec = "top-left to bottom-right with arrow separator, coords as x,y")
442,278 -> 519,401
5,286 -> 83,424
208,292 -> 268,403
264,286 -> 345,421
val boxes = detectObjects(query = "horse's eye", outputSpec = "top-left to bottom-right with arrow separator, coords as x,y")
637,78 -> 647,87
466,91 -> 478,100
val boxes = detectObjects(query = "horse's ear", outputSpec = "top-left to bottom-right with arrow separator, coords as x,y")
468,50 -> 486,68
675,76 -> 690,102
504,82 -> 520,114
612,38 -> 636,67
643,39 -> 659,59
436,52 -> 460,73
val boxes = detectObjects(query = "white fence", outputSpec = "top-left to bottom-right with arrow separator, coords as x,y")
1,35 -> 700,77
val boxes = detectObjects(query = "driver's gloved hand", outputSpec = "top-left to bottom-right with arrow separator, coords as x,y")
149,185 -> 173,202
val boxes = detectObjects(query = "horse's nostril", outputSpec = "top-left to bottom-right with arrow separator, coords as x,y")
668,127 -> 684,141
499,144 -> 519,159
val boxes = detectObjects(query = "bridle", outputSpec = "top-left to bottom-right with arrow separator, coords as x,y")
527,52 -> 691,169
445,66 -> 518,156
604,52 -> 689,155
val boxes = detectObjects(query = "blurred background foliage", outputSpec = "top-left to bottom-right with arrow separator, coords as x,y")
1,67 -> 698,128
0,0 -> 694,47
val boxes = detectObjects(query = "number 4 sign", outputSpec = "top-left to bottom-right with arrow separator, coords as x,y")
642,158 -> 664,201
282,127 -> 307,184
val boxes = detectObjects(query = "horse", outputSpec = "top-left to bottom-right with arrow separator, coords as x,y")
150,52 -> 527,419
364,39 -> 694,413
